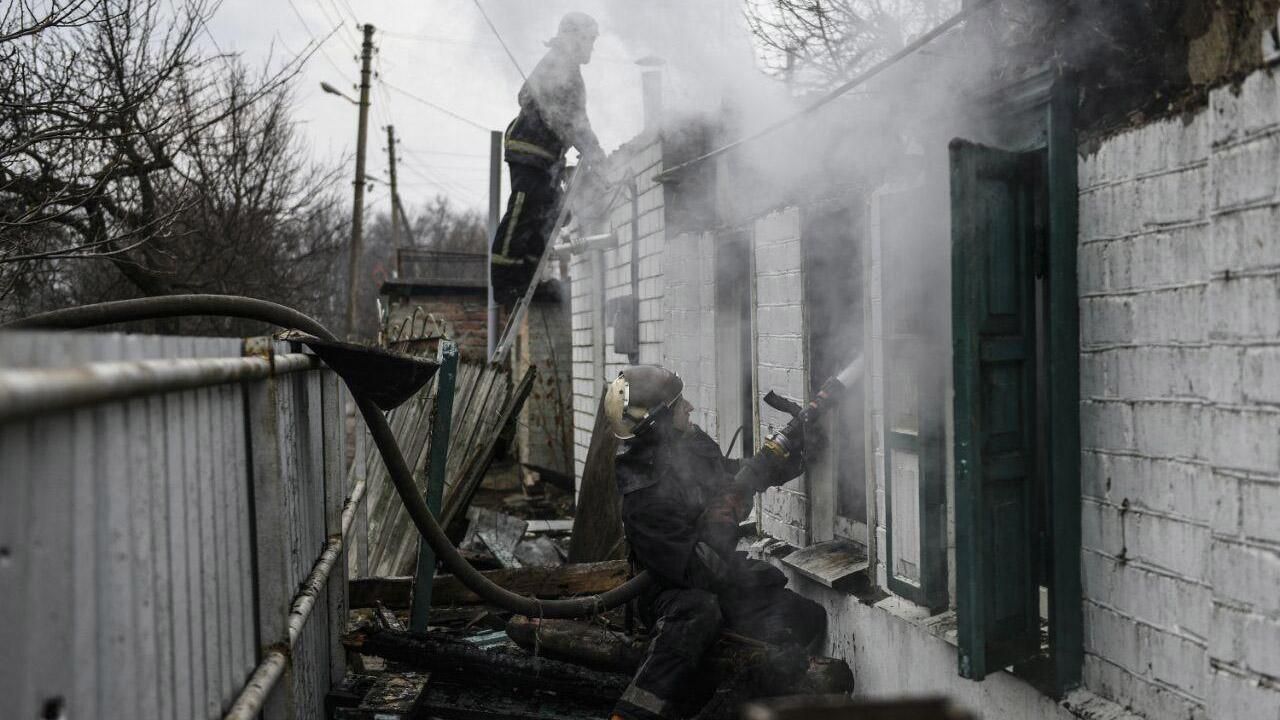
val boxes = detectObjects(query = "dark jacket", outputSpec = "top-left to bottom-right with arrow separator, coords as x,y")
615,425 -> 797,594
505,48 -> 602,168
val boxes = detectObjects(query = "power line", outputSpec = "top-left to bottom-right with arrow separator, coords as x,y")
379,79 -> 490,133
469,0 -> 526,81
310,0 -> 358,55
286,0 -> 356,84
333,0 -> 360,25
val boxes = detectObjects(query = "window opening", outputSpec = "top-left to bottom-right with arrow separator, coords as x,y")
801,205 -> 867,540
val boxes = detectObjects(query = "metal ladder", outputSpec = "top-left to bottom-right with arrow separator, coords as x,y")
489,165 -> 586,362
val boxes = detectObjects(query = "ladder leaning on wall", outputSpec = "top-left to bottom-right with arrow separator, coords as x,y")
489,165 -> 587,363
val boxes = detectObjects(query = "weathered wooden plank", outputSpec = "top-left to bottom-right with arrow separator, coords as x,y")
323,370 -> 348,686
440,367 -> 537,538
344,626 -> 630,700
349,560 -> 630,609
568,389 -> 623,563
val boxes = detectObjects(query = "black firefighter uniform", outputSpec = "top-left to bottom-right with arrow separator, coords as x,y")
490,44 -> 603,305
611,424 -> 827,720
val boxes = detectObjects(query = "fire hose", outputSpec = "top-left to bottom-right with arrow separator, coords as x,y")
6,294 -> 653,618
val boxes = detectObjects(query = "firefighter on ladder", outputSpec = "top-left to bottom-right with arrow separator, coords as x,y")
604,365 -> 828,720
490,11 -> 606,306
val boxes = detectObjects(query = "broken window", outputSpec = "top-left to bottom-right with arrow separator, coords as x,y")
801,204 -> 869,544
715,229 -> 754,459
877,186 -> 949,611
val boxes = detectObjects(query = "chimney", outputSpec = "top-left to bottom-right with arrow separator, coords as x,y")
637,56 -> 665,133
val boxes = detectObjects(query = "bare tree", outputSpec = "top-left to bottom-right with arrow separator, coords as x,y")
404,194 -> 487,254
744,0 -> 958,91
0,0 -> 347,333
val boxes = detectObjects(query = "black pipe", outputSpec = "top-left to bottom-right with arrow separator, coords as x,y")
6,294 -> 651,617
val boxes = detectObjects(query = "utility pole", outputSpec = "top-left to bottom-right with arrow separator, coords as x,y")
346,23 -> 375,338
386,124 -> 400,248
486,129 -> 501,358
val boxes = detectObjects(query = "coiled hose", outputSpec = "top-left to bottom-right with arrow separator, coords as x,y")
6,294 -> 651,617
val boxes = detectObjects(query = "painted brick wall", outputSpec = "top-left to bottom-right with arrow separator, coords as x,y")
569,138 -> 667,486
753,207 -> 810,548
569,253 -> 597,484
1078,68 -> 1280,719
661,231 -> 720,438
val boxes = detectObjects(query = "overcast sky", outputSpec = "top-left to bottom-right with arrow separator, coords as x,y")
204,0 -> 758,214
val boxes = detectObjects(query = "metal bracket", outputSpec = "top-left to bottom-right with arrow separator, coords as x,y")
242,335 -> 276,374
1264,9 -> 1280,65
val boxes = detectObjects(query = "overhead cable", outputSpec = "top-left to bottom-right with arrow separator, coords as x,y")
656,0 -> 1000,180
380,79 -> 491,132
469,0 -> 527,81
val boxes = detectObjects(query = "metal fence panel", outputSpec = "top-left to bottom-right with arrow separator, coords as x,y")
0,331 -> 345,719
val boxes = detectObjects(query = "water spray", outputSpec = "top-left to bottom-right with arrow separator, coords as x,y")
760,354 -> 864,458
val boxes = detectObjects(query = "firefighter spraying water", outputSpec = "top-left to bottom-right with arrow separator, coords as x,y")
603,356 -> 864,720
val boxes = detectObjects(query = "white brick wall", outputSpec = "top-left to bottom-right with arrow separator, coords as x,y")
569,139 -> 667,486
661,231 -> 721,438
753,207 -> 809,548
1078,68 -> 1280,719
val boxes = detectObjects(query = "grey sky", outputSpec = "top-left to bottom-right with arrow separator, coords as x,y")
205,0 -> 757,213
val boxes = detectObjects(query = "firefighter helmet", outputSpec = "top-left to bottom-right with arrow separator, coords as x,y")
556,11 -> 599,40
604,365 -> 684,439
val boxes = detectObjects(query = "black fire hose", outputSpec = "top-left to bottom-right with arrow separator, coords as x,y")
6,294 -> 652,618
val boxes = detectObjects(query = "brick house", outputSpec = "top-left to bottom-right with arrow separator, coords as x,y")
565,3 -> 1280,718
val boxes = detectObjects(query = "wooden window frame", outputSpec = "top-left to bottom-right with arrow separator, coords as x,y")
950,76 -> 1081,694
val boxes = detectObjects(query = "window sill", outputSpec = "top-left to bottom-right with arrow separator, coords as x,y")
747,537 -> 870,593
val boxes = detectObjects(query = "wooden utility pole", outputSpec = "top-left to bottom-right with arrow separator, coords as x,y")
386,124 -> 400,247
346,23 -> 375,338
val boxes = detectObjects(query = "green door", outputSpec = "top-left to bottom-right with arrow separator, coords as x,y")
951,138 -> 1041,680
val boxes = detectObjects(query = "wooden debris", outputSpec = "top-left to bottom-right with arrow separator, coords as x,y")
373,601 -> 405,632
343,625 -> 630,702
505,616 -> 645,674
363,360 -> 517,576
441,366 -> 538,540
414,675 -> 612,720
505,616 -> 855,697
524,518 -> 574,534
349,560 -> 630,609
463,507 -> 529,569
778,538 -> 870,590
336,671 -> 429,719
568,388 -> 624,563
513,535 -> 564,567
741,696 -> 977,720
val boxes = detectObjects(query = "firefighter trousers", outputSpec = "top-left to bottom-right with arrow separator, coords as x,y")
612,583 -> 827,720
490,162 -> 560,306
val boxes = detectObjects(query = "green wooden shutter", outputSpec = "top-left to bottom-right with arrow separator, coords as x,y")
950,139 -> 1041,680
880,189 -> 947,610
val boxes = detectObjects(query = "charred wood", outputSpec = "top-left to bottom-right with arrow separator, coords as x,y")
343,625 -> 630,702
349,560 -> 629,609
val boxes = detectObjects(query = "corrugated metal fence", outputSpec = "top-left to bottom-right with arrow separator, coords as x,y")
0,330 -> 349,720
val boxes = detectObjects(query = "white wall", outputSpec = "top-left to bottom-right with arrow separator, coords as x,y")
661,230 -> 721,438
1077,67 -> 1280,719
568,65 -> 1280,720
752,208 -> 812,547
569,138 -> 667,478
